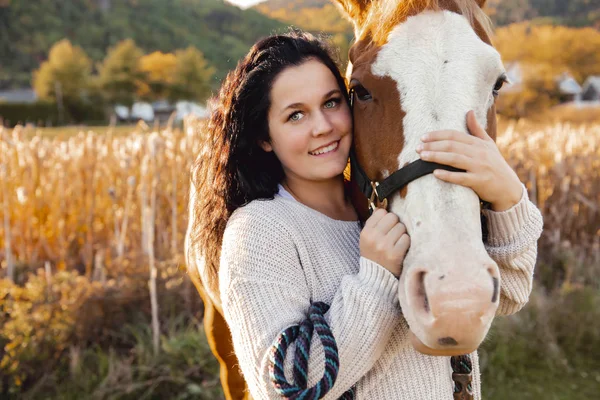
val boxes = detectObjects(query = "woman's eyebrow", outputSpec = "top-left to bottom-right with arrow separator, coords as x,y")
281,102 -> 304,115
323,89 -> 341,98
280,89 -> 342,115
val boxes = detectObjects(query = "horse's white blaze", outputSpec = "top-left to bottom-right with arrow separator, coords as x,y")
371,9 -> 503,242
370,10 -> 503,349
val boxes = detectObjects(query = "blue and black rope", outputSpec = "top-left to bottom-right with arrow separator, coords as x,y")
269,302 -> 355,399
269,303 -> 472,399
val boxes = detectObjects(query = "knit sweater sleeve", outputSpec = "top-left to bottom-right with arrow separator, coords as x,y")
482,184 -> 544,316
219,208 -> 401,399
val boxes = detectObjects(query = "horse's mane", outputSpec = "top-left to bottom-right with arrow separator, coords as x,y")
354,0 -> 493,44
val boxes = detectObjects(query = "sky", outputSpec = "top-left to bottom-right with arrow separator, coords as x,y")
225,0 -> 267,9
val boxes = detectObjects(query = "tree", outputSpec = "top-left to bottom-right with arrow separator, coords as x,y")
495,23 -> 600,83
331,33 -> 351,69
485,0 -> 537,26
138,51 -> 177,101
32,39 -> 92,114
97,39 -> 145,108
169,46 -> 214,103
494,23 -> 600,117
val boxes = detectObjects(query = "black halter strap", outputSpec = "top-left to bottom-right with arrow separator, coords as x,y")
348,88 -> 464,212
349,148 -> 463,209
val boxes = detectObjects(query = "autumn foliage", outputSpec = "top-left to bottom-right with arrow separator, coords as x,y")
493,23 -> 600,117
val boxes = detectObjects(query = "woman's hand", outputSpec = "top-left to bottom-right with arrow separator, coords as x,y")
360,209 -> 410,278
416,110 -> 523,211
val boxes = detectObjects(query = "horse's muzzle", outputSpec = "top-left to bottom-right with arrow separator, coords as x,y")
403,262 -> 500,356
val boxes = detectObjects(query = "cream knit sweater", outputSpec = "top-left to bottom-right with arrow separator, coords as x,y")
219,185 -> 543,399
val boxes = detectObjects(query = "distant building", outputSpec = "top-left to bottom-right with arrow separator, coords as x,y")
581,76 -> 600,102
556,73 -> 582,103
131,102 -> 155,121
500,63 -> 588,104
151,100 -> 175,123
114,100 -> 208,123
0,88 -> 38,103
175,101 -> 209,121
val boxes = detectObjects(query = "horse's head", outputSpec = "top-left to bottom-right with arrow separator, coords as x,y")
333,0 -> 504,356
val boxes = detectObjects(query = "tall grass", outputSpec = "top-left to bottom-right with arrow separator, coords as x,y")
0,117 -> 598,398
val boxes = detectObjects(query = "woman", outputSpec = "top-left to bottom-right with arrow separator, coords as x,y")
187,31 -> 543,399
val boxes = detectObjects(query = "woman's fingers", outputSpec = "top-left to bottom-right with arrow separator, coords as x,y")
364,208 -> 388,229
466,110 -> 493,142
420,151 -> 474,171
421,111 -> 493,145
360,210 -> 409,278
421,129 -> 477,145
433,170 -> 476,186
393,233 -> 411,255
372,211 -> 399,233
416,140 -> 473,156
385,221 -> 407,243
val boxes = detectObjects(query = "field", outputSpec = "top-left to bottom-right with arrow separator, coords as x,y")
17,124 -> 150,140
0,118 -> 599,399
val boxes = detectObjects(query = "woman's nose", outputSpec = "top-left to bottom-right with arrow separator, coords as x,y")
312,111 -> 334,136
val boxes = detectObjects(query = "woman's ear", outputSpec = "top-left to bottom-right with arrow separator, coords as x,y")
260,141 -> 273,152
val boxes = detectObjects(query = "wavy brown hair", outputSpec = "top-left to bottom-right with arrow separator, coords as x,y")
185,31 -> 351,300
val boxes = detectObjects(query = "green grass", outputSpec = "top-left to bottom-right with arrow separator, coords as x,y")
480,286 -> 600,400
482,356 -> 600,400
9,318 -> 224,400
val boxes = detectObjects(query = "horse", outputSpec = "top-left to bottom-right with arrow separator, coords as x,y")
185,0 -> 505,398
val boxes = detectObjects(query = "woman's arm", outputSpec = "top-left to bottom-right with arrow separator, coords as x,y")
482,185 -> 543,315
220,210 -> 401,399
417,110 -> 544,316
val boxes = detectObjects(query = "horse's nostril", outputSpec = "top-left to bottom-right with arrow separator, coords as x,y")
417,271 -> 430,313
438,337 -> 458,346
491,276 -> 499,303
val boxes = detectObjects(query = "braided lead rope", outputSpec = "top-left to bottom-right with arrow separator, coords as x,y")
451,354 -> 473,374
269,302 -> 356,399
451,354 -> 473,400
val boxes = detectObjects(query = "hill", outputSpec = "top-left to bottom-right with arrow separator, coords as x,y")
1,0 -> 597,90
0,0 -> 287,89
255,0 -> 600,33
487,0 -> 600,27
255,0 -> 352,34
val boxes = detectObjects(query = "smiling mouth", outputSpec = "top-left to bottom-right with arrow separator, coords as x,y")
309,140 -> 340,156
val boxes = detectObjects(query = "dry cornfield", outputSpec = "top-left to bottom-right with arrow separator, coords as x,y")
0,119 -> 205,282
496,119 -> 600,288
0,118 -> 598,287
0,117 -> 599,396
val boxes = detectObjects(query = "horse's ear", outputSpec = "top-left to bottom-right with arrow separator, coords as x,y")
475,0 -> 487,8
329,0 -> 373,33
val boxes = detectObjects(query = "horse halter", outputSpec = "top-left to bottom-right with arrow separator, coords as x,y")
348,88 -> 464,213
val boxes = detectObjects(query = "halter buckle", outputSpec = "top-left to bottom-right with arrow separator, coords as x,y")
369,181 -> 388,212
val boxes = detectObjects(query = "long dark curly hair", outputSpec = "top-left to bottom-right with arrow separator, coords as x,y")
185,31 -> 351,299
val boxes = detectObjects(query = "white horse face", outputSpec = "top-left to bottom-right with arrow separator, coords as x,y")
343,3 -> 505,355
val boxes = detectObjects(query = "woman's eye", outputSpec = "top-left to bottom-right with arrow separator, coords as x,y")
324,98 -> 340,109
289,111 -> 303,122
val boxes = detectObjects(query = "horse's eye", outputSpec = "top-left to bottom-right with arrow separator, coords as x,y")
353,84 -> 372,101
493,74 -> 508,97
350,79 -> 373,102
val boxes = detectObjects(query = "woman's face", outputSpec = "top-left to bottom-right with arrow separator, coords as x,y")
264,59 -> 352,184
